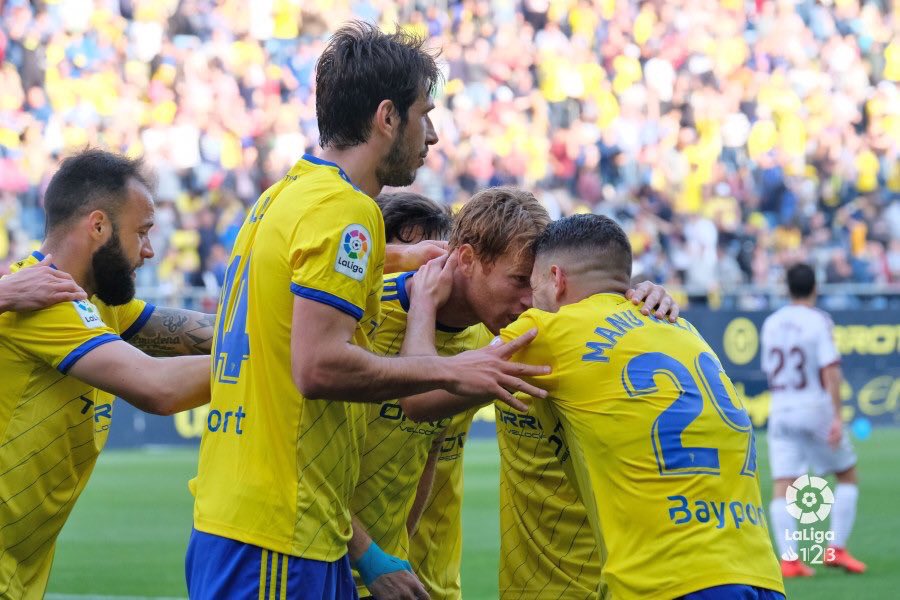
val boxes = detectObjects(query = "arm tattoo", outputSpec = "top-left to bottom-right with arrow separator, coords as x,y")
128,307 -> 215,357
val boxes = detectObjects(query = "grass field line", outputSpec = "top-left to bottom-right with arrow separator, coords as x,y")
46,594 -> 186,600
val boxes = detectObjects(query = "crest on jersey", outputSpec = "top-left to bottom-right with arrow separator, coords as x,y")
335,224 -> 371,281
73,299 -> 106,329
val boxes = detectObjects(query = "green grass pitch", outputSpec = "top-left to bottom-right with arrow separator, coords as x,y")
47,429 -> 900,599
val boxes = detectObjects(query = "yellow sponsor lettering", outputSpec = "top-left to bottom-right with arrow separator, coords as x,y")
174,406 -> 210,438
857,376 -> 900,417
734,382 -> 770,428
833,325 -> 900,355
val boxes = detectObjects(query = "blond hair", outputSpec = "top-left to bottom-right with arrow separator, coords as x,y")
449,187 -> 551,265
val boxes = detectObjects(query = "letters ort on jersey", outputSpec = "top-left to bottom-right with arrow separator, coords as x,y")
335,224 -> 371,281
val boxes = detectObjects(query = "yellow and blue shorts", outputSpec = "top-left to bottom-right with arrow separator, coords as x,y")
186,528 -> 358,599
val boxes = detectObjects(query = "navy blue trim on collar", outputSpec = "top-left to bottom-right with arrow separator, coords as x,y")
394,270 -> 466,333
301,153 -> 361,192
30,250 -> 58,270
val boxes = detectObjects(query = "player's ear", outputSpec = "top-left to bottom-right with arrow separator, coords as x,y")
373,99 -> 400,140
86,210 -> 111,242
552,264 -> 567,302
456,244 -> 477,276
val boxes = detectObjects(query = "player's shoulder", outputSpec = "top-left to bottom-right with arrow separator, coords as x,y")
1,299 -> 114,347
502,307 -> 548,337
810,306 -> 835,328
275,155 -> 380,219
381,271 -> 414,308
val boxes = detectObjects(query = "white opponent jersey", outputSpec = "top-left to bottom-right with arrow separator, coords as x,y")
760,304 -> 840,412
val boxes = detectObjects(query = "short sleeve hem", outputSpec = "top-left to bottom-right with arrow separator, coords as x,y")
291,284 -> 364,321
120,303 -> 156,340
58,333 -> 122,374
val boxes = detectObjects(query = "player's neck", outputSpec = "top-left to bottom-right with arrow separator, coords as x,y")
40,238 -> 96,297
318,146 -> 383,198
791,297 -> 816,308
565,278 -> 629,306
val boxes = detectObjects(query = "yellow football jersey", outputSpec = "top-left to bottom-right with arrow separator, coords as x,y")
193,154 -> 386,561
408,406 -> 479,600
352,271 -> 492,597
501,294 -> 784,599
0,252 -> 153,599
495,398 -> 602,600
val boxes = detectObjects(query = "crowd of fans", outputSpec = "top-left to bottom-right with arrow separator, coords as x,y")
1,0 -> 898,305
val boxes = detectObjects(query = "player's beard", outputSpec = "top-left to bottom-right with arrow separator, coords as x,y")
92,228 -> 137,306
376,121 -> 419,188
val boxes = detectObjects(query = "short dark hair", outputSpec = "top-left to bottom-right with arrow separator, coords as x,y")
315,21 -> 440,149
534,214 -> 633,278
376,192 -> 452,243
786,263 -> 816,298
44,149 -> 150,232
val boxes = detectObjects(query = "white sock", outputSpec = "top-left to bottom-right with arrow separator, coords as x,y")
770,498 -> 798,559
830,483 -> 859,548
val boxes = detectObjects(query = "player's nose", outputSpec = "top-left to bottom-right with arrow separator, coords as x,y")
520,291 -> 533,310
142,240 -> 155,260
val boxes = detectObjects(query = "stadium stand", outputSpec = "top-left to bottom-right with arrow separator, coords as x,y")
0,0 -> 898,306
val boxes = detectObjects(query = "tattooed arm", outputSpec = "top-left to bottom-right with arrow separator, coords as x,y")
128,307 -> 215,357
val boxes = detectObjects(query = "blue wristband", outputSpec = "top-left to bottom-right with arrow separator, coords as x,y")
353,541 -> 413,587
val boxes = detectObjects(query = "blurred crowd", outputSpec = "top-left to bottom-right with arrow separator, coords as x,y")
1,0 -> 898,304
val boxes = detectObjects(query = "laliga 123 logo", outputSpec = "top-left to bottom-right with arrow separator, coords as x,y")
785,474 -> 834,524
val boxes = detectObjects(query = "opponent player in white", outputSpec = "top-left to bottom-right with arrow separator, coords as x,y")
762,263 -> 865,577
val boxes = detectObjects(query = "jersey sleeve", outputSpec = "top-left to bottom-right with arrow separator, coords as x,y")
816,315 -> 840,368
288,192 -> 385,321
9,300 -> 121,374
498,310 -> 558,394
111,298 -> 156,340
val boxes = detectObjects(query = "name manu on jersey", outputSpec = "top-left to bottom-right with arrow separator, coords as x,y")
583,309 -> 701,363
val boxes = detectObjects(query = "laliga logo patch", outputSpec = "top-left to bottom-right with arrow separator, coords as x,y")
73,299 -> 106,329
335,224 -> 371,282
785,474 -> 834,524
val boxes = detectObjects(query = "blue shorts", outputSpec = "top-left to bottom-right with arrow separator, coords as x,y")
185,528 -> 359,600
679,585 -> 786,600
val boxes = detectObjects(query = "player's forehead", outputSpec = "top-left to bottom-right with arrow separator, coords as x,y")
411,91 -> 435,113
492,245 -> 534,276
122,179 -> 155,227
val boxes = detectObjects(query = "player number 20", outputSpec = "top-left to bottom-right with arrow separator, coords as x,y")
623,351 -> 757,478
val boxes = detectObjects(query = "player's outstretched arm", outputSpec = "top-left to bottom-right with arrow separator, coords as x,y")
407,435 -> 443,536
395,252 -> 543,421
822,362 -> 845,448
0,254 -> 87,314
67,340 -> 209,415
385,240 -> 448,273
128,307 -> 215,357
348,517 -> 430,600
626,280 -> 680,322
396,334 -> 540,422
291,296 -> 548,403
